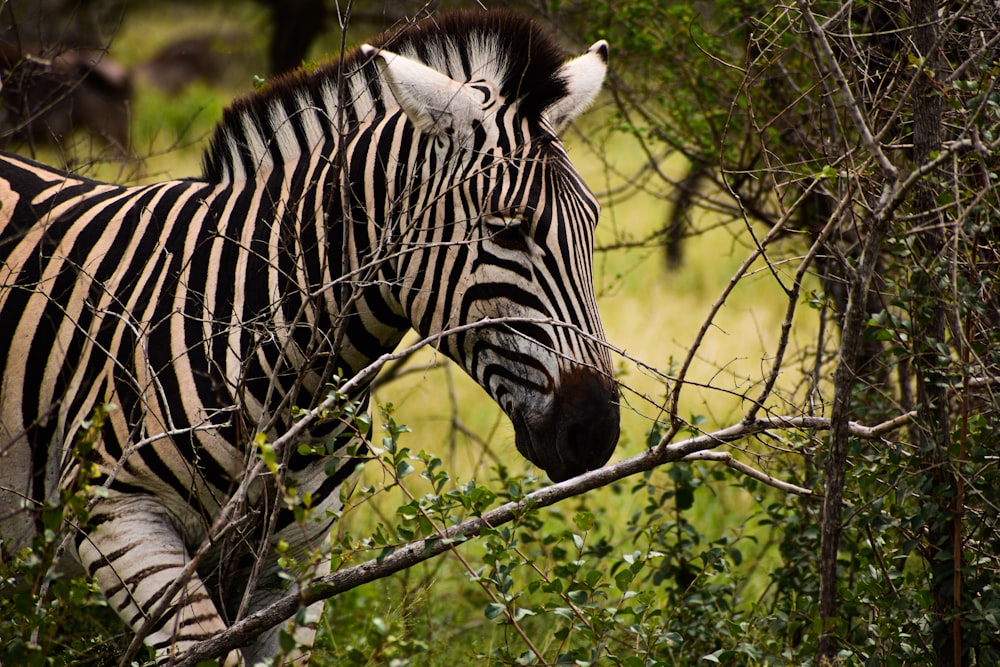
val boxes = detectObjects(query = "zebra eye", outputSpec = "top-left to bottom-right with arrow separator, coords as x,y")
484,216 -> 528,252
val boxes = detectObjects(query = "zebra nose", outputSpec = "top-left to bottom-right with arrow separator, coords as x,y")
518,366 -> 619,482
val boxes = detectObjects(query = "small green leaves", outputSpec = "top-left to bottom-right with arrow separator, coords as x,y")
484,602 -> 506,620
255,432 -> 278,473
818,164 -> 839,180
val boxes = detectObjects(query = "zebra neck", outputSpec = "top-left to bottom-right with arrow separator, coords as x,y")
200,88 -> 431,408
235,150 -> 411,405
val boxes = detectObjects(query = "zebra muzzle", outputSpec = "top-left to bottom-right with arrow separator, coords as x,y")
512,365 -> 620,482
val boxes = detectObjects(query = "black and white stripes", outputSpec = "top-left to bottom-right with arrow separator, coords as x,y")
0,10 -> 617,664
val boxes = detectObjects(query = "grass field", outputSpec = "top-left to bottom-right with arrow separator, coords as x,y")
18,4 -> 824,663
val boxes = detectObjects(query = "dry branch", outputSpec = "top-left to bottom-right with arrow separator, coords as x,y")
171,410 -> 914,665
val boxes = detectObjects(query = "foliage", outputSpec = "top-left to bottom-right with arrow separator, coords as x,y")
0,406 -> 136,665
536,0 -> 1000,664
318,444 -> 799,666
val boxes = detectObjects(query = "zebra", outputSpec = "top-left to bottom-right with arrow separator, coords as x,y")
0,9 -> 619,664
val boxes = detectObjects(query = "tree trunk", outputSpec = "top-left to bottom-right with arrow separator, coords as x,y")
909,1 -> 965,665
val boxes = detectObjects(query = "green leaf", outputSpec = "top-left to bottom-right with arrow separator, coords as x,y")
484,602 -> 506,620
396,460 -> 415,479
513,607 -> 537,621
354,412 -> 372,434
471,486 -> 497,512
278,628 -> 297,653
675,486 -> 694,510
573,511 -> 595,531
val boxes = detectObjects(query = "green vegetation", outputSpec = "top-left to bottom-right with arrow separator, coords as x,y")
3,0 -> 998,665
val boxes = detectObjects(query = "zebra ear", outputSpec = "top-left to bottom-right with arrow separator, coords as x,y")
361,44 -> 485,141
546,40 -> 609,132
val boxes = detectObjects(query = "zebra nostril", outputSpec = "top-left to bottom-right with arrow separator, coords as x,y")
508,368 -> 619,483
555,394 -> 619,481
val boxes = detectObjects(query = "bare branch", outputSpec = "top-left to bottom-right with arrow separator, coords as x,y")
682,450 -> 817,497
797,0 -> 898,180
171,409 -> 914,665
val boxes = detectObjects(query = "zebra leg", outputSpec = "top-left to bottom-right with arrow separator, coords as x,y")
238,450 -> 363,664
76,497 -> 244,666
239,544 -> 331,665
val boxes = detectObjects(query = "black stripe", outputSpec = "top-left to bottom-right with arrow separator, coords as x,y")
86,543 -> 136,576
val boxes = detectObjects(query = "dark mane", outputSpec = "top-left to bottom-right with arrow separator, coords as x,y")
369,10 -> 569,118
201,9 -> 570,183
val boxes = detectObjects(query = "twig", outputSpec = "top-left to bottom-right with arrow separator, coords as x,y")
797,0 -> 898,180
682,450 -> 817,497
170,409 -> 914,665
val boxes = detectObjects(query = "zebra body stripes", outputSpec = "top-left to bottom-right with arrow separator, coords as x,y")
0,11 -> 618,664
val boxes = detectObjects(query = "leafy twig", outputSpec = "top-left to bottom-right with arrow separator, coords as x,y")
171,409 -> 914,665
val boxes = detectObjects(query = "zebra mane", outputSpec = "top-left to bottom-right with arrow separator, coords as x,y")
202,10 -> 570,183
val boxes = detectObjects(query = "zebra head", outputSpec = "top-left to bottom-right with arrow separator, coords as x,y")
362,15 -> 619,481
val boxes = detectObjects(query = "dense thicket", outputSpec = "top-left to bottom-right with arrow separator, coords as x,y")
539,0 -> 1000,664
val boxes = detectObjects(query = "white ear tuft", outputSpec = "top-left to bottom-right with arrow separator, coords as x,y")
546,40 -> 609,132
363,44 -> 486,142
